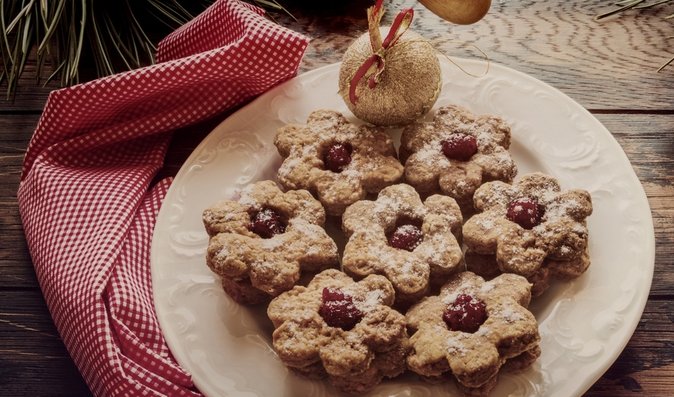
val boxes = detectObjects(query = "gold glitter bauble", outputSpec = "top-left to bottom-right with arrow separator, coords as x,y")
339,28 -> 441,126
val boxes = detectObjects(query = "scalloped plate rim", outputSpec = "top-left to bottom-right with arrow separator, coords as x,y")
151,59 -> 655,397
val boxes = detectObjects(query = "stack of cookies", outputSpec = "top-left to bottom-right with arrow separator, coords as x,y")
202,106 -> 593,396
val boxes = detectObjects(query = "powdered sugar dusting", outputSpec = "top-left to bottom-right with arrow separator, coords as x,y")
474,326 -> 491,337
290,219 -> 319,238
278,156 -> 301,179
341,168 -> 362,181
215,245 -> 229,261
398,224 -> 419,235
414,144 -> 445,165
306,245 -> 321,256
426,235 -> 450,263
475,126 -> 494,148
345,331 -> 361,344
498,306 -> 524,323
374,195 -> 400,214
319,168 -> 362,203
474,217 -> 495,230
431,234 -> 449,255
253,260 -> 275,272
446,335 -> 469,356
400,258 -> 416,277
490,149 -> 515,169
301,144 -> 314,157
572,223 -> 587,234
261,237 -> 285,250
238,185 -> 257,209
478,182 -> 513,208
355,289 -> 385,313
442,291 -> 460,305
544,198 -> 580,221
480,283 -> 494,294
276,315 -> 315,350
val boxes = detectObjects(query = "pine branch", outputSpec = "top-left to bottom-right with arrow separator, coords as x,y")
596,0 -> 674,71
0,0 -> 291,99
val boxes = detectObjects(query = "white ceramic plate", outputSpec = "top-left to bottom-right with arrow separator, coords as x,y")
151,59 -> 655,397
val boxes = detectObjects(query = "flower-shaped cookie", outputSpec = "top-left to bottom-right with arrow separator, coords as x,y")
268,269 -> 408,394
463,172 -> 593,296
274,109 -> 404,216
342,183 -> 463,306
400,105 -> 517,212
203,180 -> 339,304
406,272 -> 540,396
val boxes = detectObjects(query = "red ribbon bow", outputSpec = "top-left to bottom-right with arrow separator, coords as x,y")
348,0 -> 414,104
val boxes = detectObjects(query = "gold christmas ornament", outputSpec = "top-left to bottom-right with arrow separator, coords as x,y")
338,0 -> 441,126
419,0 -> 492,25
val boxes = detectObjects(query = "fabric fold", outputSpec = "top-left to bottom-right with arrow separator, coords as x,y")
17,1 -> 310,395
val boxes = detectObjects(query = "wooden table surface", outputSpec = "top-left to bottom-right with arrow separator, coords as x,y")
1,0 -> 672,395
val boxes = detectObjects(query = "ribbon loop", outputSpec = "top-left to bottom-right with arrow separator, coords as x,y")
382,8 -> 414,49
349,1 -> 415,104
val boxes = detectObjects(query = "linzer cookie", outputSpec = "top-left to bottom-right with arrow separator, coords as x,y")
400,105 -> 517,213
342,183 -> 463,306
203,180 -> 339,305
406,272 -> 540,396
274,109 -> 403,216
463,172 -> 593,296
267,269 -> 408,394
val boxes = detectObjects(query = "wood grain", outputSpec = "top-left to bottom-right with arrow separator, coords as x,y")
594,114 -> 674,298
0,289 -> 91,396
587,300 -> 674,396
287,0 -> 674,110
0,60 -> 61,112
1,1 -> 672,396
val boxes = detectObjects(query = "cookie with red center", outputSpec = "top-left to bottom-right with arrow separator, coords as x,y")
274,110 -> 404,216
249,207 -> 286,238
203,180 -> 339,305
442,293 -> 488,333
319,288 -> 364,330
463,173 -> 593,296
441,133 -> 478,161
506,197 -> 544,230
323,142 -> 353,173
387,223 -> 424,251
342,183 -> 463,306
267,269 -> 408,394
400,105 -> 517,213
406,272 -> 540,395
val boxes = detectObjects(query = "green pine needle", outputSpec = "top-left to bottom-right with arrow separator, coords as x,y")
0,0 -> 291,99
596,0 -> 673,72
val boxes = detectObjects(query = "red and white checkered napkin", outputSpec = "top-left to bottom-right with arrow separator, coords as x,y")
17,1 -> 309,395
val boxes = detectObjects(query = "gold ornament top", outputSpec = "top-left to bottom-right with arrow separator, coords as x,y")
348,0 -> 415,104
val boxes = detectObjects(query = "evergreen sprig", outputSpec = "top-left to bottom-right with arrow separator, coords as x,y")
0,0 -> 291,99
596,0 -> 673,71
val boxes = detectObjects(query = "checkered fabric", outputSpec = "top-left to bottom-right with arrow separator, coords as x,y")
17,1 -> 309,396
